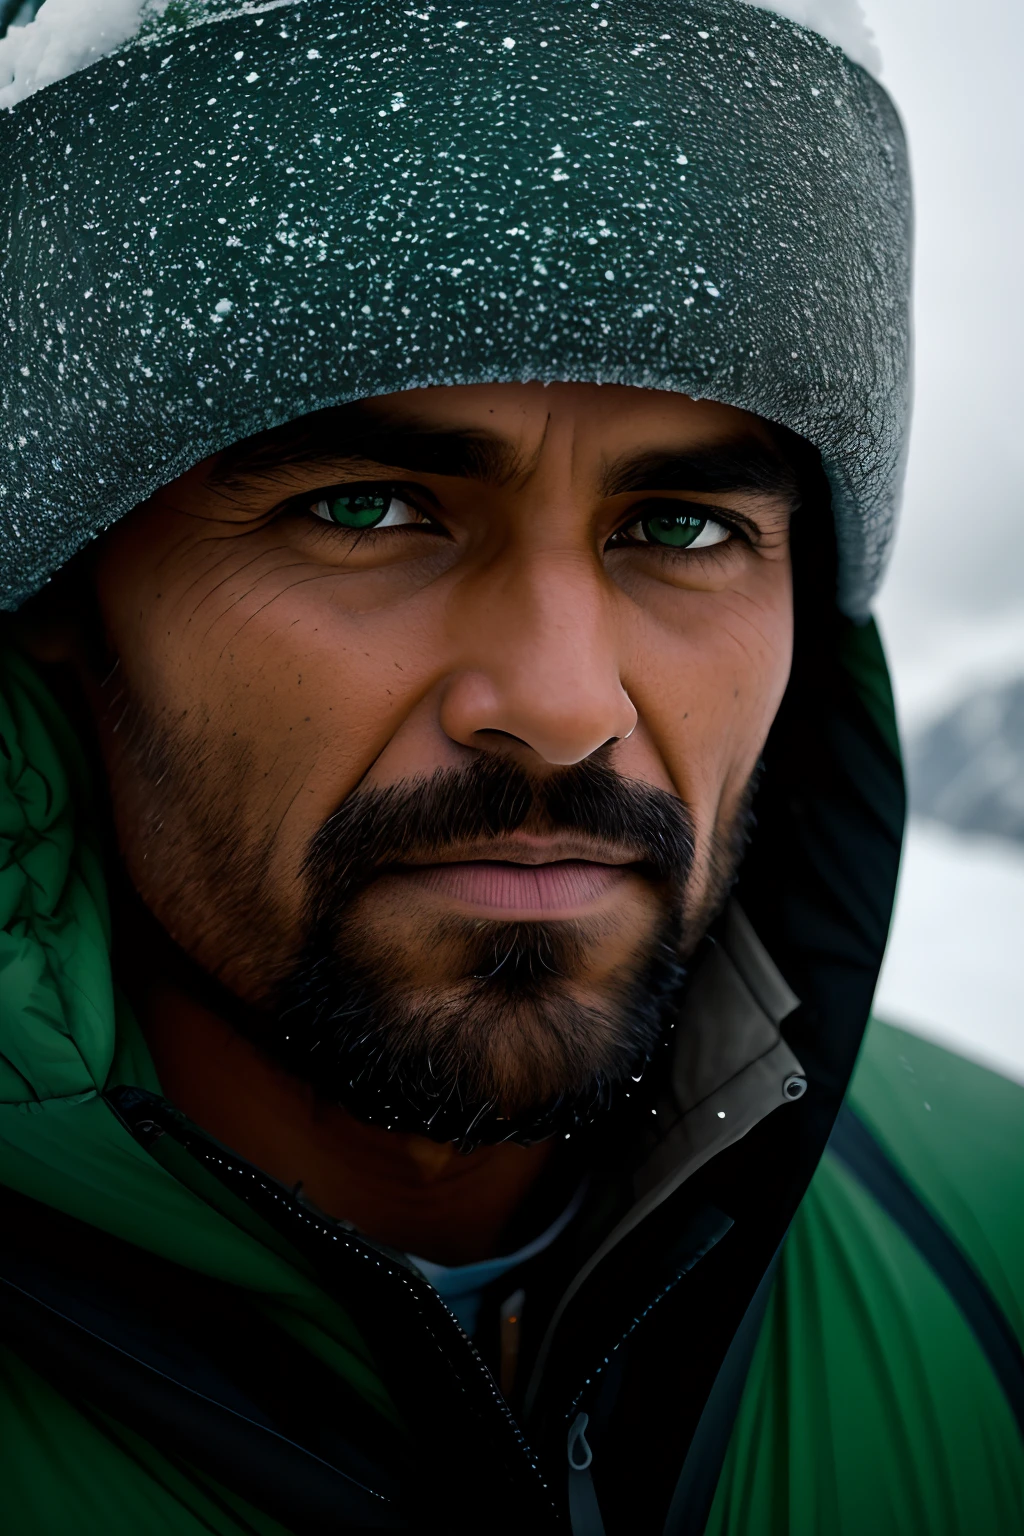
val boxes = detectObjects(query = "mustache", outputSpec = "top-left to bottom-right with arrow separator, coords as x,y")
301,755 -> 698,921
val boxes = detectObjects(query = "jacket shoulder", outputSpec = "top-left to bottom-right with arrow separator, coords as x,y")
705,1021 -> 1024,1535
0,1342 -> 291,1536
847,1017 -> 1024,1339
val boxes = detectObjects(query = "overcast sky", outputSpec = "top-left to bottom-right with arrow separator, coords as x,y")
861,0 -> 1024,725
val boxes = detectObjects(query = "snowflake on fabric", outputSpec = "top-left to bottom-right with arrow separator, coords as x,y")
0,0 -> 882,112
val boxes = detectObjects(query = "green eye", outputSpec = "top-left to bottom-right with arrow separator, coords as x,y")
629,510 -> 731,550
310,486 -> 426,532
322,489 -> 392,528
644,513 -> 710,547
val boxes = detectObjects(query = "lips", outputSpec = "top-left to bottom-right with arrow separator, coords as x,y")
398,858 -> 630,916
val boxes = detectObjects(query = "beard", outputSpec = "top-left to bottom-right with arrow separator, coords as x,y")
97,647 -> 756,1152
240,753 -> 742,1152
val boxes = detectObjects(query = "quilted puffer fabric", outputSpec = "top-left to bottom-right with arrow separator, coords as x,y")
0,646 -> 114,1103
0,645 -> 398,1436
0,0 -> 911,617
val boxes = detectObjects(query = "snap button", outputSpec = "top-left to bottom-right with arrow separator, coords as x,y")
782,1074 -> 807,1101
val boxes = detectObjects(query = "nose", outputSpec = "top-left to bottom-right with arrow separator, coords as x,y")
439,550 -> 637,767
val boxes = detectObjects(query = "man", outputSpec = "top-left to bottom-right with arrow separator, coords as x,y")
0,2 -> 1020,1533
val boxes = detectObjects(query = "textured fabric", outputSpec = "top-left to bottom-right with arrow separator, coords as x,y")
0,645 -> 115,1102
0,0 -> 885,107
0,0 -> 911,617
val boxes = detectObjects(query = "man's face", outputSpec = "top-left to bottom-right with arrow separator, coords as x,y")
70,382 -> 797,1145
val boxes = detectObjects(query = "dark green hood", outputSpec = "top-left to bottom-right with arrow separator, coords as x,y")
0,0 -> 911,616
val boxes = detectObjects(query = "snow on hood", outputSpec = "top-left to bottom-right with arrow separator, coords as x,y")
0,0 -> 147,109
742,0 -> 880,76
0,0 -> 881,111
0,2 -> 242,109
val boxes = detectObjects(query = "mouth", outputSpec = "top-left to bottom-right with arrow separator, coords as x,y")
378,835 -> 644,920
397,859 -> 632,917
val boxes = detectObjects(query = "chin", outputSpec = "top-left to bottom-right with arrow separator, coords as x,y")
262,916 -> 689,1151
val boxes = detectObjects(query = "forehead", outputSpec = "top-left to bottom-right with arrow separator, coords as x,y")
357,381 -> 760,429
247,381 -> 770,446
207,382 -> 798,498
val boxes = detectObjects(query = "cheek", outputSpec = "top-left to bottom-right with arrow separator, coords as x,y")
93,534 -> 452,893
628,571 -> 793,831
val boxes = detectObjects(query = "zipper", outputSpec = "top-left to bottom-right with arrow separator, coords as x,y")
566,1412 -> 606,1536
562,1204 -> 733,1426
556,1208 -> 733,1536
106,1085 -> 561,1531
107,1088 -> 728,1532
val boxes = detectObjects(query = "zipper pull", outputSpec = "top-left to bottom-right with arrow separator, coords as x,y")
567,1412 -> 606,1536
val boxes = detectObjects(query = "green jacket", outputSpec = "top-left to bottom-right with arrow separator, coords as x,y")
1,617 -> 1022,1535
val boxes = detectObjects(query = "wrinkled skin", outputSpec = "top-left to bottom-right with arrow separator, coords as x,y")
19,381 -> 797,1260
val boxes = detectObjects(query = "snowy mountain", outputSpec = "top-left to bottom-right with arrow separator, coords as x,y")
887,677 -> 1024,1083
905,676 -> 1024,844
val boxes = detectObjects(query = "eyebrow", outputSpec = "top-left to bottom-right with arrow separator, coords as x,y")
209,404 -> 524,492
209,403 -> 800,505
599,441 -> 798,501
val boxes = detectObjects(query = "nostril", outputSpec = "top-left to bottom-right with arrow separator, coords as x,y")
474,728 -> 533,750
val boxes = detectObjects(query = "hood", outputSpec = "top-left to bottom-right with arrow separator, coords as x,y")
0,0 -> 911,616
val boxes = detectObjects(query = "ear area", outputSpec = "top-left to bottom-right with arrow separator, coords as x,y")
3,547 -> 103,669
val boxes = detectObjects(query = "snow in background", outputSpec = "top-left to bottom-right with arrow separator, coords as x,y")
863,0 -> 1024,1085
876,821 -> 1024,1084
0,0 -> 881,111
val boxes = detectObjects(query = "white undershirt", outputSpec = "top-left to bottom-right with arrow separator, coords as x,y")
408,1180 -> 588,1337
